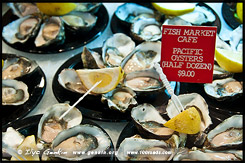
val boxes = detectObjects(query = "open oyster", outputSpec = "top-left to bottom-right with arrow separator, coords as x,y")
74,3 -> 102,13
2,79 -> 29,106
8,3 -> 40,17
213,63 -> 233,80
130,18 -> 162,42
2,15 -> 42,44
81,46 -> 105,69
117,134 -> 179,161
34,16 -> 65,47
204,77 -> 243,101
124,69 -> 163,92
101,87 -> 137,113
61,11 -> 97,33
131,103 -> 175,140
163,16 -> 192,26
51,124 -> 111,161
37,103 -> 82,144
121,41 -> 161,74
102,33 -> 135,67
115,3 -> 156,25
173,148 -> 242,161
2,56 -> 38,80
204,115 -> 242,150
230,25 -> 243,53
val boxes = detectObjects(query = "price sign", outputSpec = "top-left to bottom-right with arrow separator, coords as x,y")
160,25 -> 217,83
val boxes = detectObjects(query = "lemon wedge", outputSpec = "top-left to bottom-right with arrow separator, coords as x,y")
215,48 -> 243,73
164,107 -> 201,134
152,3 -> 195,16
236,3 -> 243,23
11,135 -> 40,161
36,3 -> 77,16
2,59 -> 4,68
76,67 -> 124,94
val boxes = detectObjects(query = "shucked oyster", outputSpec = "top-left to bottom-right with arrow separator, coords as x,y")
74,3 -> 102,13
35,16 -> 65,47
102,33 -> 135,67
2,56 -> 38,80
8,3 -> 40,18
2,79 -> 29,106
37,103 -> 82,144
121,41 -> 161,74
117,134 -> 179,161
81,46 -> 105,69
2,15 -> 42,44
204,77 -> 243,101
204,115 -> 243,150
51,124 -> 111,161
101,87 -> 137,113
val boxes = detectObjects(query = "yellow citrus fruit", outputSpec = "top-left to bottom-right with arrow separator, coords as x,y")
2,59 -> 4,68
164,107 -> 201,134
215,48 -> 243,73
76,67 -> 124,94
236,3 -> 243,23
11,135 -> 39,161
36,3 -> 77,16
152,3 -> 195,16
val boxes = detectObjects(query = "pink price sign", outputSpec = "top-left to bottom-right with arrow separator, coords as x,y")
160,25 -> 217,83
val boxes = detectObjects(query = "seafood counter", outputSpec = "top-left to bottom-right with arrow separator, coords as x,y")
2,2 -> 243,161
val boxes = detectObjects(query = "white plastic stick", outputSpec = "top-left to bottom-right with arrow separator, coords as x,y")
154,63 -> 184,114
59,80 -> 102,121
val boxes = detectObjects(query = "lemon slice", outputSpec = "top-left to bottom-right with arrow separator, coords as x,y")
11,135 -> 40,161
236,3 -> 243,23
152,3 -> 195,16
215,48 -> 243,73
164,107 -> 201,134
36,3 -> 77,16
2,59 -> 4,68
76,67 -> 124,94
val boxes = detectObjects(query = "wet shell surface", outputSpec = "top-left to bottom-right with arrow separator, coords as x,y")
2,79 -> 29,106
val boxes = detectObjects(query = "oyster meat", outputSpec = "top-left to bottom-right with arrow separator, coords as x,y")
102,33 -> 135,67
2,15 -> 42,44
101,87 -> 137,113
51,124 -> 111,160
130,18 -> 162,42
131,103 -> 175,140
204,115 -> 242,150
8,3 -> 40,17
34,16 -> 65,47
121,41 -> 161,74
37,103 -> 82,144
2,79 -> 29,106
2,56 -> 38,80
117,134 -> 179,161
204,77 -> 243,101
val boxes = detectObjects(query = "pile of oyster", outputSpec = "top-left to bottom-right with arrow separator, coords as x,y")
2,55 -> 38,106
2,3 -> 101,48
58,32 -> 165,113
114,3 -> 217,43
117,93 -> 243,161
2,103 -> 112,161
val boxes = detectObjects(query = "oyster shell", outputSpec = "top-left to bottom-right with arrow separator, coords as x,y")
2,56 -> 38,80
131,103 -> 175,140
81,46 -> 105,69
204,115 -> 242,150
230,25 -> 243,53
163,17 -> 192,26
101,87 -> 137,113
117,134 -> 179,161
124,69 -> 163,92
37,103 -> 82,144
2,79 -> 29,106
61,11 -> 97,33
102,33 -> 135,67
213,63 -> 233,80
179,5 -> 216,25
34,16 -> 65,47
8,3 -> 40,17
51,124 -> 111,161
115,3 -> 156,25
2,15 -> 42,44
130,18 -> 162,42
74,3 -> 102,13
204,77 -> 243,101
121,41 -> 161,74
173,148 -> 242,161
